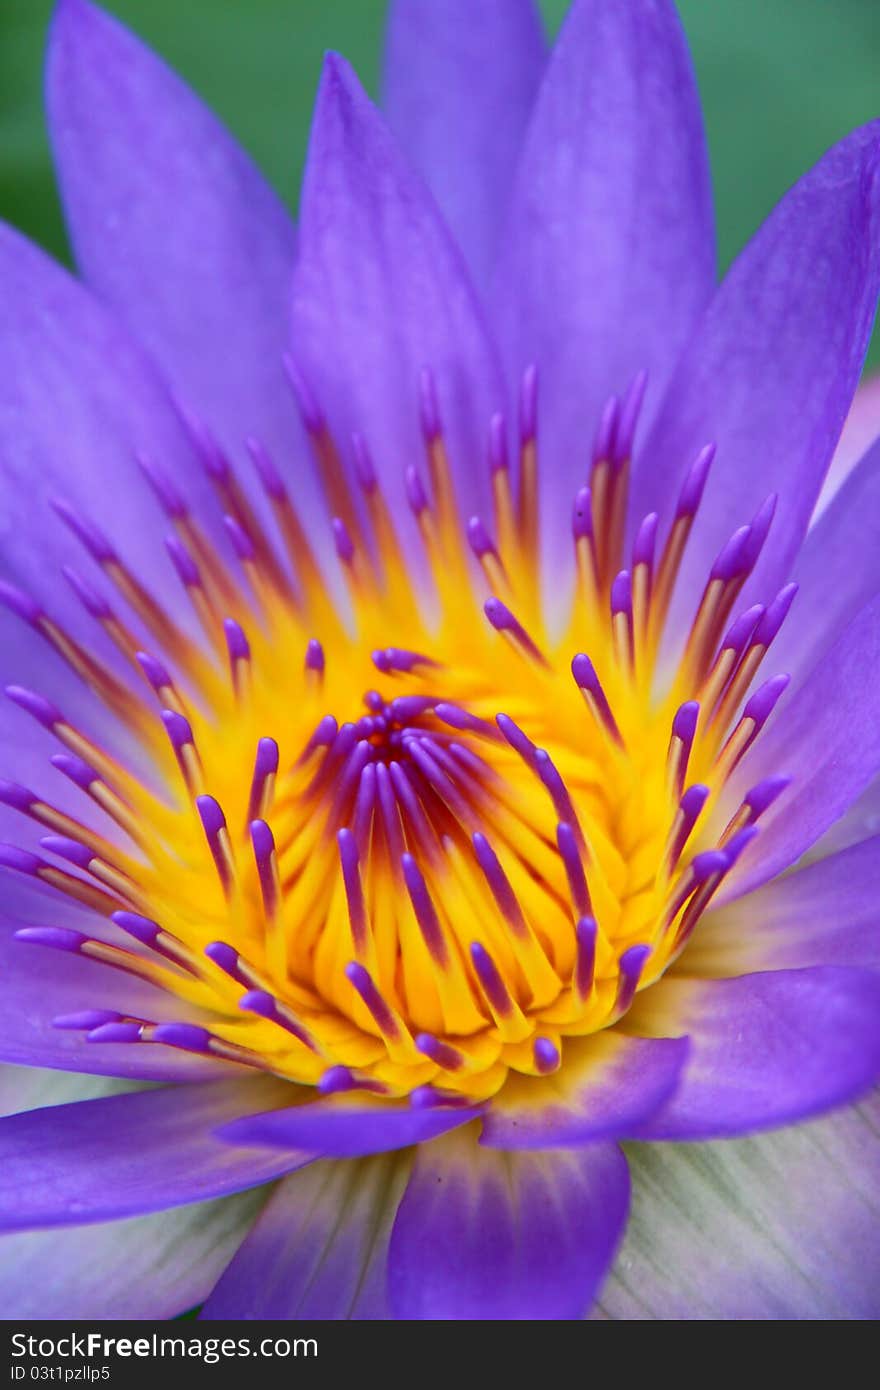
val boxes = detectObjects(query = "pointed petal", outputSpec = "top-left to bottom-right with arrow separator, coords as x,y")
479,1032 -> 688,1149
686,835 -> 880,978
493,0 -> 714,576
599,1090 -> 880,1319
724,593 -> 880,896
47,0 -> 308,520
0,224 -> 213,641
290,54 -> 505,560
388,1123 -> 629,1319
217,1092 -> 480,1158
0,1077 -> 306,1230
0,1189 -> 262,1319
629,966 -> 880,1141
817,371 -> 880,516
383,0 -> 545,287
636,122 -> 880,634
203,1153 -> 408,1319
773,434 -> 880,683
809,772 -> 880,861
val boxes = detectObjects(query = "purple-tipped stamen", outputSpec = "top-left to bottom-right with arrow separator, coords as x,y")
62,566 -> 113,620
13,926 -> 87,953
469,941 -> 515,1018
137,453 -> 186,519
402,853 -> 449,966
484,597 -> 546,664
614,944 -> 651,1015
6,686 -> 62,730
614,369 -> 648,463
337,828 -> 368,953
224,617 -> 251,665
0,580 -> 42,625
224,514 -> 256,564
488,413 -> 509,475
344,961 -> 402,1041
53,1009 -> 122,1031
415,1033 -> 465,1072
556,822 -> 591,917
51,498 -> 116,564
51,752 -> 99,792
39,835 -> 94,871
250,819 -> 279,918
519,363 -> 539,444
332,517 -> 355,566
675,443 -> 716,520
571,654 -> 623,746
405,466 -> 428,517
419,365 -> 442,443
533,1036 -> 561,1074
574,916 -> 598,1000
472,832 -> 529,940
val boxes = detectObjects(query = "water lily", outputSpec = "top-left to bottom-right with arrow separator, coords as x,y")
0,0 -> 878,1321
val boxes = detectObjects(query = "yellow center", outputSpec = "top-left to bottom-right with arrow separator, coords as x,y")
16,377 -> 785,1105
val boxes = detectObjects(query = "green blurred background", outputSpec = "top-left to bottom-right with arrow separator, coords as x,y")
2,0 -> 880,358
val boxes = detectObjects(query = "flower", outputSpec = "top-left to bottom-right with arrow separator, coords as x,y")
0,0 -> 878,1321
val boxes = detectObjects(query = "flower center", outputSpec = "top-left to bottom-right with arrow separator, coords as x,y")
1,365 -> 794,1105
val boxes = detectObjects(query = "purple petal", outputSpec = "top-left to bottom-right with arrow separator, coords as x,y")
629,966 -> 880,1141
0,1189 -> 261,1319
383,0 -> 545,288
388,1124 -> 629,1319
599,1089 -> 880,1320
687,835 -> 880,977
773,433 -> 880,683
723,593 -> 880,897
0,916 -> 239,1081
203,1153 -> 406,1320
217,1093 -> 479,1157
817,370 -> 880,516
0,223 -> 211,642
0,1077 -> 306,1229
492,0 -> 714,583
479,1032 -> 688,1149
810,772 -> 880,861
635,122 -> 880,635
47,0 -> 309,528
290,54 -> 504,562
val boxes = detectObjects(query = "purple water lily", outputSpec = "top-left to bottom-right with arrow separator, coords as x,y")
0,0 -> 878,1320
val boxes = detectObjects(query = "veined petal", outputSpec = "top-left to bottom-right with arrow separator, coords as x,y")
383,0 -> 545,288
217,1093 -> 480,1158
493,0 -> 714,584
290,53 -> 505,561
0,1192 -> 262,1320
0,1077 -> 305,1230
202,1152 -> 409,1320
0,224 -> 212,641
387,1123 -> 629,1319
684,836 -> 880,978
479,1031 -> 688,1150
598,1090 -> 880,1320
636,122 -> 880,636
47,0 -> 308,527
629,966 -> 880,1141
723,593 -> 880,897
